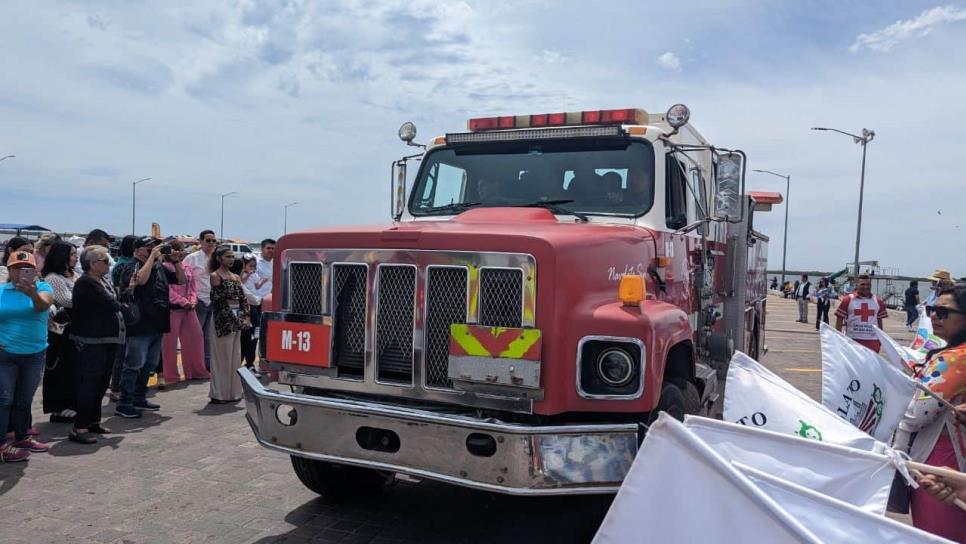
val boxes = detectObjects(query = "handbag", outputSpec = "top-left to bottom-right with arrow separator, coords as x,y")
118,287 -> 141,327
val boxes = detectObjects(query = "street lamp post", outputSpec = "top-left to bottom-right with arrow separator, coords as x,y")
811,127 -> 875,276
752,169 -> 791,286
283,202 -> 299,234
131,177 -> 152,235
220,191 -> 237,240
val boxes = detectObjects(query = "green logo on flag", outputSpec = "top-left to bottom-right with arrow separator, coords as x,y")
796,420 -> 823,441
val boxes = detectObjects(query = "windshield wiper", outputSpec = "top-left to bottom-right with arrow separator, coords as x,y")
516,199 -> 589,222
425,201 -> 483,215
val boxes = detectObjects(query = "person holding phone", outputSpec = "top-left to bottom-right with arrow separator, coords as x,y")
0,251 -> 54,462
207,247 -> 249,403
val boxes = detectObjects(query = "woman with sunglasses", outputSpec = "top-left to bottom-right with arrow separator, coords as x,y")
68,246 -> 125,444
894,283 -> 966,541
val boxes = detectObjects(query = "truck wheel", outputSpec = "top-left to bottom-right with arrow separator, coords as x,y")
645,379 -> 701,427
291,456 -> 393,500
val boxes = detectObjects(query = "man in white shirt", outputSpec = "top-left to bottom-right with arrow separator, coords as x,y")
183,229 -> 218,371
794,274 -> 811,323
255,238 -> 275,301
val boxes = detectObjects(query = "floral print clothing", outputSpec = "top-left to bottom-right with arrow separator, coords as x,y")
211,277 -> 249,338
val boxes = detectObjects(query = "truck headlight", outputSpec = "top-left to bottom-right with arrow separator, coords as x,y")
577,337 -> 644,399
597,348 -> 634,387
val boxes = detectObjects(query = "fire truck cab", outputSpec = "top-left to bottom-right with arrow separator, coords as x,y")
240,105 -> 777,498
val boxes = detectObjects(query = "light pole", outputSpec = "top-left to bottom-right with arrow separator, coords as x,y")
283,201 -> 299,234
752,169 -> 790,286
811,126 -> 875,276
220,191 -> 237,240
0,155 -> 14,162
131,177 -> 152,234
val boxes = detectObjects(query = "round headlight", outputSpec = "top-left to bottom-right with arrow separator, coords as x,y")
666,104 -> 690,129
398,121 -> 417,143
596,348 -> 635,387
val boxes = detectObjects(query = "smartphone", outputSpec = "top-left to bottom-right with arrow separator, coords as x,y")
19,268 -> 37,283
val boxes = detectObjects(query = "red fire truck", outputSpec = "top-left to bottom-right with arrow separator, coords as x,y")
240,105 -> 779,498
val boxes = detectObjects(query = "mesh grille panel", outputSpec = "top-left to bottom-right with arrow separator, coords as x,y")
376,266 -> 416,382
479,268 -> 523,328
332,264 -> 367,377
425,267 -> 468,388
289,263 -> 324,315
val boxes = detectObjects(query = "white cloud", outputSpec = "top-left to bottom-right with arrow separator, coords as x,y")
850,5 -> 966,52
658,51 -> 681,71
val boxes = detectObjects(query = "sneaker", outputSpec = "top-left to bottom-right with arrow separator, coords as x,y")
133,400 -> 160,411
68,431 -> 97,445
114,405 -> 142,418
12,437 -> 50,453
0,444 -> 30,463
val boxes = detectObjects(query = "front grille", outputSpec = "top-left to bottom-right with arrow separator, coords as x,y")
375,266 -> 416,383
425,267 -> 468,388
479,268 -> 524,327
289,262 -> 324,315
332,264 -> 367,377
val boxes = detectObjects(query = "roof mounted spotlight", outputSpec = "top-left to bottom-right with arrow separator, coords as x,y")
664,104 -> 690,137
398,121 -> 424,148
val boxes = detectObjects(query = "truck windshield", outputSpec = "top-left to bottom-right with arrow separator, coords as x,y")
409,139 -> 655,217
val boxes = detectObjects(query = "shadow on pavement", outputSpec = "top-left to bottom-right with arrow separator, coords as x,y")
194,401 -> 245,417
0,461 -> 27,497
249,479 -> 614,543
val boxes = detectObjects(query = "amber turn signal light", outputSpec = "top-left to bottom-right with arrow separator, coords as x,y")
619,275 -> 645,306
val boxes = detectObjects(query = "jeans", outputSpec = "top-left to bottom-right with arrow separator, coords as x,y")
0,348 -> 46,440
906,306 -> 919,328
195,301 -> 213,371
241,305 -> 261,366
118,334 -> 162,408
815,300 -> 830,328
74,343 -> 118,429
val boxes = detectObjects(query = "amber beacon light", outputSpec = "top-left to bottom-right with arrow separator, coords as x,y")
618,275 -> 645,306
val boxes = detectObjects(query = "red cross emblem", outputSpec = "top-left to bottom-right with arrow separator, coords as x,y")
854,302 -> 876,322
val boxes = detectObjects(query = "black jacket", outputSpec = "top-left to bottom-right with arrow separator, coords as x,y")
70,275 -> 125,344
115,259 -> 180,336
796,281 -> 812,299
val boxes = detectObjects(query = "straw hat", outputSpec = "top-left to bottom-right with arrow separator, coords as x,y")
927,268 -> 952,282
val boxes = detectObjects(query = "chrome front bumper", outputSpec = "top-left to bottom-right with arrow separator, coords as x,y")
238,368 -> 637,495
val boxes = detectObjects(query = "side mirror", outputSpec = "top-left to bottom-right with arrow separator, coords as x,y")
391,160 -> 406,221
712,152 -> 746,223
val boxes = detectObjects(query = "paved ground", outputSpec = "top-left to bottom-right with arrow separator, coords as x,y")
0,295 -> 918,543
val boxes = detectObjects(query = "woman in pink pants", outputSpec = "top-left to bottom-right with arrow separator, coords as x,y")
161,241 -> 209,383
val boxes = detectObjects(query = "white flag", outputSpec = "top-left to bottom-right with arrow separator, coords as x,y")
594,413 -> 821,544
820,323 -> 918,442
724,351 -> 883,452
910,310 -> 947,358
737,463 -> 953,543
684,415 -> 895,514
875,326 -> 923,372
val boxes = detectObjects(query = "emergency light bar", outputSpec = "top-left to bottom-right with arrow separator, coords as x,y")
467,108 -> 648,132
446,125 -> 625,145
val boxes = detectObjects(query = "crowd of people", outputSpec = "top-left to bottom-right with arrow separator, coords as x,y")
772,269 -> 966,540
0,228 -> 275,459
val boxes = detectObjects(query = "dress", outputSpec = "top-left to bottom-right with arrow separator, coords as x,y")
209,276 -> 249,401
42,273 -> 78,416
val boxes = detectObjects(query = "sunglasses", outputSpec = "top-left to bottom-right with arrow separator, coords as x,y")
927,306 -> 966,320
204,239 -> 217,244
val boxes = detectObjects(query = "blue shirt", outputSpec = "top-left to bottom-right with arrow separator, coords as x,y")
0,281 -> 53,355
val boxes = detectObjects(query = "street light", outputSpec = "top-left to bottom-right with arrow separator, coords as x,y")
811,126 -> 875,276
283,201 -> 299,234
220,191 -> 237,240
752,169 -> 791,286
0,155 -> 14,162
131,177 -> 152,235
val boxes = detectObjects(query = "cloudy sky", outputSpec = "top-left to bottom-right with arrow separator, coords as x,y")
1,1 -> 964,277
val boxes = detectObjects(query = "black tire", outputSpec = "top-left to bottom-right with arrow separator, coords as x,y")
645,379 -> 701,427
291,456 -> 393,500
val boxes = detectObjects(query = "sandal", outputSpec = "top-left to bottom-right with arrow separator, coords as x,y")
68,431 -> 97,444
88,424 -> 111,434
